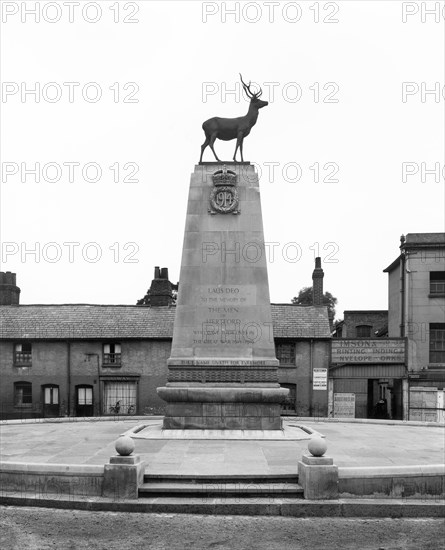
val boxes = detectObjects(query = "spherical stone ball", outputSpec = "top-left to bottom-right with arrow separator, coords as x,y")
115,435 -> 135,456
308,437 -> 327,457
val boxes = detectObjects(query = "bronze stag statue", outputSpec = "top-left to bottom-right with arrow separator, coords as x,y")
199,74 -> 268,163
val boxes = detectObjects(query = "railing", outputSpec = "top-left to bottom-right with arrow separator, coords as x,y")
102,353 -> 121,366
14,352 -> 32,365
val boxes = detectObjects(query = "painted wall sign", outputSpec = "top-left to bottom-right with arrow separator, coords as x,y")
331,339 -> 405,364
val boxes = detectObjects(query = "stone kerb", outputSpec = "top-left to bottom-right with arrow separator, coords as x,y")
0,462 -> 104,498
338,464 -> 445,500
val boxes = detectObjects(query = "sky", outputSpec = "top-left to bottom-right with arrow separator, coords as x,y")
1,0 -> 444,318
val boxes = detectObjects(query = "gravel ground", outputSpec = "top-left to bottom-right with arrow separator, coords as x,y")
0,507 -> 444,550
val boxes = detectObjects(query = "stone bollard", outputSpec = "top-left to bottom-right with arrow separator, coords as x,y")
297,437 -> 338,500
103,435 -> 146,500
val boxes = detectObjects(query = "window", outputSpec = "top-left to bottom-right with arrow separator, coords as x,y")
430,272 -> 445,295
14,382 -> 32,407
14,343 -> 32,365
103,381 -> 136,415
103,343 -> 121,366
430,324 -> 445,364
356,325 -> 372,338
276,343 -> 296,365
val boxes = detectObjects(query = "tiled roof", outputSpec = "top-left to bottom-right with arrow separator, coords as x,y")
0,303 -> 331,340
405,233 -> 445,245
0,305 -> 175,340
271,304 -> 331,338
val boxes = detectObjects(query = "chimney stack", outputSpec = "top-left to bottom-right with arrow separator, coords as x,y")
149,266 -> 173,306
0,272 -> 20,305
312,257 -> 324,306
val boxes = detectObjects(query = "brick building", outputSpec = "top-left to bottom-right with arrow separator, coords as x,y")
0,262 -> 331,419
333,311 -> 388,339
384,233 -> 445,421
330,233 -> 445,422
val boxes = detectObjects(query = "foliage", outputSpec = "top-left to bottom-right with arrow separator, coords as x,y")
291,286 -> 337,319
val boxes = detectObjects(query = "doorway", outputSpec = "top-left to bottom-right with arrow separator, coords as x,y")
367,378 -> 403,420
76,385 -> 94,417
42,385 -> 59,417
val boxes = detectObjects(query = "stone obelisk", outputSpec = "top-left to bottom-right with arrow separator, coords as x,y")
157,162 -> 288,429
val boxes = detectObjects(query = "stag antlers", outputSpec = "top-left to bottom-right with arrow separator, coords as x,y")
239,73 -> 263,99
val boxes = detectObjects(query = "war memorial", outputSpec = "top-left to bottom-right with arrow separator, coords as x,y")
0,77 -> 444,516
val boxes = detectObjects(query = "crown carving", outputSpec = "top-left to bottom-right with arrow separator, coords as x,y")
212,166 -> 237,187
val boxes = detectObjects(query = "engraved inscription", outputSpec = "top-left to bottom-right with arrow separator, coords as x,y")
191,285 -> 273,345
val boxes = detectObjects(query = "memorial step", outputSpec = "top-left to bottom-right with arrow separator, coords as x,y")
143,473 -> 298,482
139,475 -> 303,498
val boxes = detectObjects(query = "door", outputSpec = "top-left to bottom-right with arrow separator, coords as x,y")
390,379 -> 403,420
76,386 -> 94,417
42,385 -> 59,417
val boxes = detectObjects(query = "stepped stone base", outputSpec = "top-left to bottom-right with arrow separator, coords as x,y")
158,387 -> 288,430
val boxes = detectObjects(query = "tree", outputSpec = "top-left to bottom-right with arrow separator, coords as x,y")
291,286 -> 337,320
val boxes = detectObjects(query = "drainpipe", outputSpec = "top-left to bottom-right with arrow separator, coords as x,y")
67,341 -> 71,416
85,353 -> 102,416
97,354 -> 101,416
400,235 -> 406,337
309,339 -> 314,416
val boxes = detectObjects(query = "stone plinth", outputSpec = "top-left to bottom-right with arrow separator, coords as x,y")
158,387 -> 288,429
103,454 -> 145,500
157,163 -> 288,429
298,453 -> 339,500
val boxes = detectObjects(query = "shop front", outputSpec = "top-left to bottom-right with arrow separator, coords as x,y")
329,339 -> 407,420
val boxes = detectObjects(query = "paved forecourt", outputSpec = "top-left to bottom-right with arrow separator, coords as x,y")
0,418 -> 444,475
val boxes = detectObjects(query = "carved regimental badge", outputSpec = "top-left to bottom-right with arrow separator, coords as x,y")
208,166 -> 240,215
